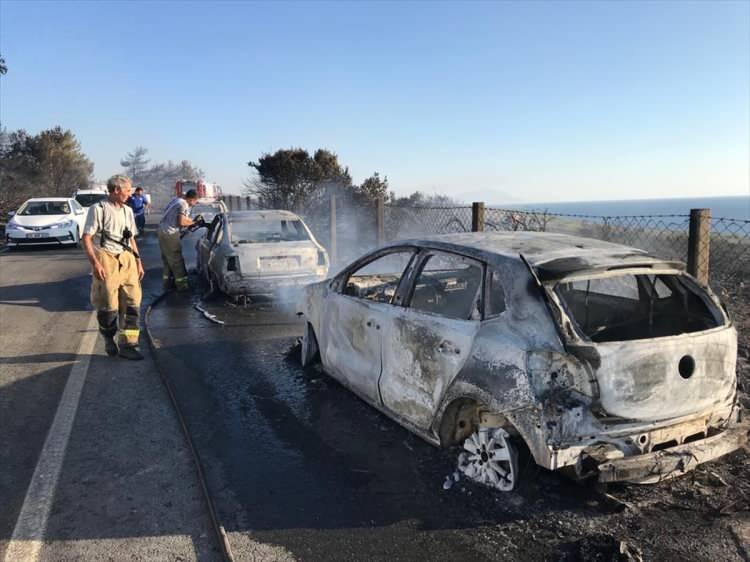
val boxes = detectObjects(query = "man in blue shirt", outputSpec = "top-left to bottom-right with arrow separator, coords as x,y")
127,186 -> 147,236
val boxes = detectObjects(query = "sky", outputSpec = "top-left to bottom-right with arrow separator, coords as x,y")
1,0 -> 748,203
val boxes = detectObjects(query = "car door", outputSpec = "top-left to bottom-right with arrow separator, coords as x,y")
205,216 -> 226,276
378,250 -> 484,430
320,248 -> 417,403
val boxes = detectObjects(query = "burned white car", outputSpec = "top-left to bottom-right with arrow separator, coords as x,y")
298,232 -> 747,490
197,210 -> 329,299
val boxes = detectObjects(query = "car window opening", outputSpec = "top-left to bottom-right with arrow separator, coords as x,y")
231,219 -> 309,244
556,273 -> 722,343
409,253 -> 483,320
344,250 -> 415,303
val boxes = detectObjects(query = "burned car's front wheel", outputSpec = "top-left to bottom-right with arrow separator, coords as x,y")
458,428 -> 519,492
301,323 -> 320,367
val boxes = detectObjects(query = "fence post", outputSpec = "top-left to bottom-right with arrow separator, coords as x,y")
687,208 -> 711,285
376,195 -> 385,246
330,194 -> 337,265
472,202 -> 485,232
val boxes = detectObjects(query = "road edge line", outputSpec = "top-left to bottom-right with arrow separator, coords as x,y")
4,310 -> 99,562
145,292 -> 235,562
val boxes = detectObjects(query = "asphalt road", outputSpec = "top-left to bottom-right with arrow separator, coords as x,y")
146,263 -> 630,561
148,237 -> 750,562
3,222 -> 748,562
0,227 -> 219,561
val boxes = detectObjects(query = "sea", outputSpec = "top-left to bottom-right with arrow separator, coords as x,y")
499,196 -> 750,221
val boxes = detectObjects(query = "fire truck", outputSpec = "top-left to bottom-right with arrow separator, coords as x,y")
175,179 -> 222,201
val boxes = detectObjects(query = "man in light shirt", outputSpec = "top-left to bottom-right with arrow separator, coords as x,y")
158,189 -> 199,291
81,174 -> 145,360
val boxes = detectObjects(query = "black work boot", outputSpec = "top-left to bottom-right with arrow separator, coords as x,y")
119,346 -> 144,361
103,334 -> 118,357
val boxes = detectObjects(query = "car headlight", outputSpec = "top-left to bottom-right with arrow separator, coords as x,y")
53,220 -> 75,229
5,222 -> 22,230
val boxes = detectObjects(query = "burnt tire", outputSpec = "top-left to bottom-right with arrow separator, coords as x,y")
301,323 -> 320,367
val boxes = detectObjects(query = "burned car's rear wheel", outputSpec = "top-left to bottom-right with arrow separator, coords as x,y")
458,428 -> 519,492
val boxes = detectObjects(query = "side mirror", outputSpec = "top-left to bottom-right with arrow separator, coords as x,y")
8,211 -> 15,217
76,209 -> 85,215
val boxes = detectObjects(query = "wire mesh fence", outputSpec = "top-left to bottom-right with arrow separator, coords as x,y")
709,217 -> 750,287
380,204 -> 750,290
385,205 -> 474,237
225,194 -> 750,291
484,208 -> 692,263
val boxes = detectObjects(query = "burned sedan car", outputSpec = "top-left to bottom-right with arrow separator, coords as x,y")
197,210 -> 329,299
298,232 -> 747,490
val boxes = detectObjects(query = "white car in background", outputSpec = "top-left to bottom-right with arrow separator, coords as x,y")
5,197 -> 87,248
74,186 -> 108,207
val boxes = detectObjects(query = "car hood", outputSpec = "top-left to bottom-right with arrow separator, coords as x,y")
11,214 -> 72,227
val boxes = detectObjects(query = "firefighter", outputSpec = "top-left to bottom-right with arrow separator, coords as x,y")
81,174 -> 145,360
158,188 -> 199,291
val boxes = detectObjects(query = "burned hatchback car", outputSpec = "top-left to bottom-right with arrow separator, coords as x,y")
197,210 -> 329,299
298,232 -> 747,490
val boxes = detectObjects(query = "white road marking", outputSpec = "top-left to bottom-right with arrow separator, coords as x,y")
4,311 -> 99,562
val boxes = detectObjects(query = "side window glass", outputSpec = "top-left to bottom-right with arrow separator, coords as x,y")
344,250 -> 415,304
409,252 -> 483,320
487,269 -> 507,317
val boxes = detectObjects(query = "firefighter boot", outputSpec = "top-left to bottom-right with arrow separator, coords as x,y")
97,310 -> 119,357
103,334 -> 118,356
119,345 -> 144,361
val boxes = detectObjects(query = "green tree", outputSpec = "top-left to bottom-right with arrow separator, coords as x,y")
120,146 -> 150,184
0,127 -> 93,215
246,148 -> 351,210
355,172 -> 390,202
392,191 -> 460,207
36,127 -> 94,195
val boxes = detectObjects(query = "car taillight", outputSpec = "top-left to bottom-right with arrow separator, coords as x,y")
317,251 -> 327,266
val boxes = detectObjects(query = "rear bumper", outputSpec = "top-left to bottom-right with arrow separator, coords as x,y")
597,416 -> 749,483
223,272 -> 327,297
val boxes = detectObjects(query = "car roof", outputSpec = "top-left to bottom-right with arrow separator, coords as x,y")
227,210 -> 301,221
25,197 -> 73,202
389,232 -> 683,281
